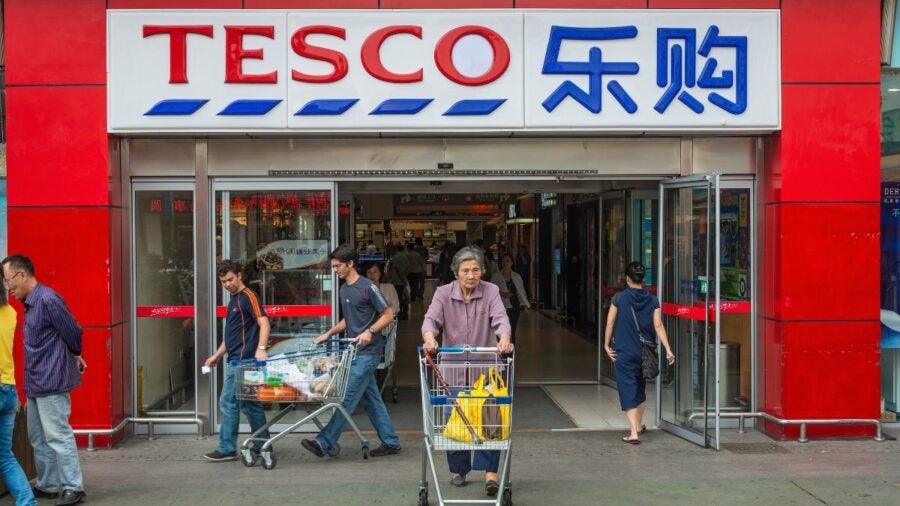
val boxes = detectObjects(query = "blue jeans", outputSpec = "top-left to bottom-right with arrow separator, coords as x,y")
27,393 -> 83,493
316,353 -> 400,454
0,386 -> 36,506
219,365 -> 270,454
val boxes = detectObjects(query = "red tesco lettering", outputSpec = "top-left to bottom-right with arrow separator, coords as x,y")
144,24 -> 510,86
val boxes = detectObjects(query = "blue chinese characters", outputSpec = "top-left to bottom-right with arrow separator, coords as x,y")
541,24 -> 748,116
542,26 -> 640,114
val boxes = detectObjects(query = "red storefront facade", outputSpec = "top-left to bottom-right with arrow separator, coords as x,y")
3,0 -> 881,446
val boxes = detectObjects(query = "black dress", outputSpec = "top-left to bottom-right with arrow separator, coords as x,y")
611,288 -> 660,410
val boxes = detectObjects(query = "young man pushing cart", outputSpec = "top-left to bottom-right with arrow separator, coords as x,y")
301,245 -> 402,459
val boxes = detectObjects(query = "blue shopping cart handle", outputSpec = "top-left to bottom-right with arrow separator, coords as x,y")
418,345 -> 515,354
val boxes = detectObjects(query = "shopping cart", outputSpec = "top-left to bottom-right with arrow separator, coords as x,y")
232,338 -> 369,470
377,317 -> 399,403
418,347 -> 515,506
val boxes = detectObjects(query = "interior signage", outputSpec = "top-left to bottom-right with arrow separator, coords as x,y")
108,10 -> 780,133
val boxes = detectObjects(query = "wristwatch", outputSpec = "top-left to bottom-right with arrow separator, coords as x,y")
368,326 -> 377,335
258,346 -> 266,350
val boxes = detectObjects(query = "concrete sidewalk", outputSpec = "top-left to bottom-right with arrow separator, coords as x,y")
6,428 -> 899,505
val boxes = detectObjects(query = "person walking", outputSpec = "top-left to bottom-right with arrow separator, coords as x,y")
1,255 -> 86,505
490,254 -> 530,344
203,259 -> 272,462
406,243 -> 426,302
422,246 -> 512,497
387,244 -> 410,320
302,245 -> 401,459
603,261 -> 675,444
0,283 -> 37,506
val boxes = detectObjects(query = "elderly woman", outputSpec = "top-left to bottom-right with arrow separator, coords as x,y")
603,262 -> 675,445
422,247 -> 512,497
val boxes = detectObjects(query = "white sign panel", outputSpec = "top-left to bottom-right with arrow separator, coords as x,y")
108,10 -> 780,133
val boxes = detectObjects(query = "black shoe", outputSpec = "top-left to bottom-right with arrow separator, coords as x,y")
301,438 -> 325,458
485,480 -> 500,497
203,450 -> 237,462
32,487 -> 59,499
55,489 -> 86,506
369,443 -> 402,457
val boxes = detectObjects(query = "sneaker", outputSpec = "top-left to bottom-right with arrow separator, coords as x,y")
369,443 -> 402,457
485,480 -> 500,497
301,438 -> 325,458
203,450 -> 237,462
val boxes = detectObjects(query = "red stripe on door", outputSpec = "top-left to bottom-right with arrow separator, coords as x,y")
662,301 -> 751,322
138,305 -> 331,318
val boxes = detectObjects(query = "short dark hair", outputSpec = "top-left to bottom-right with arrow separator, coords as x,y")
216,259 -> 242,278
0,286 -> 6,306
329,244 -> 358,266
1,254 -> 35,277
362,261 -> 385,278
625,261 -> 646,284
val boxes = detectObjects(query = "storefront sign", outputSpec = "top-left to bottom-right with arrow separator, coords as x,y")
108,9 -> 780,133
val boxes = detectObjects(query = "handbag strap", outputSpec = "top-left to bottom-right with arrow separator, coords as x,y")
630,306 -> 652,346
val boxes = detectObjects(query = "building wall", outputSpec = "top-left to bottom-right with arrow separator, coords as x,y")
2,0 -> 881,444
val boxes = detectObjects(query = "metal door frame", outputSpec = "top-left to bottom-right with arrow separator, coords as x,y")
656,174 -> 721,449
130,179 -> 197,434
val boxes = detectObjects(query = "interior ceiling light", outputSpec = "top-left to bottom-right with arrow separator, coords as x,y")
889,88 -> 900,92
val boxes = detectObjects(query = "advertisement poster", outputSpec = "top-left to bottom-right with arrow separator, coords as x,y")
720,192 -> 749,301
882,183 -> 900,349
256,240 -> 329,270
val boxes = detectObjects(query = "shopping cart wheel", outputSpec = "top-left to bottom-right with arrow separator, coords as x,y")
501,488 -> 512,506
417,489 -> 428,506
240,448 -> 258,467
362,445 -> 369,460
261,451 -> 277,470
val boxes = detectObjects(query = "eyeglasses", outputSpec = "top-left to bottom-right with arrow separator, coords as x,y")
2,271 -> 24,289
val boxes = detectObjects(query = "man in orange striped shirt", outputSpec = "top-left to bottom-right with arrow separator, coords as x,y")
203,260 -> 271,462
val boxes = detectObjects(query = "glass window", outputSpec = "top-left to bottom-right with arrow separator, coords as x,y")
214,189 -> 333,353
134,188 -> 195,414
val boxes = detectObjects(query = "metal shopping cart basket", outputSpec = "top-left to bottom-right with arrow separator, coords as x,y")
377,317 -> 399,403
232,338 -> 369,469
418,347 -> 515,506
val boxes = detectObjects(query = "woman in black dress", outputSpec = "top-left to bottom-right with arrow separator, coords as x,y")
603,262 -> 675,444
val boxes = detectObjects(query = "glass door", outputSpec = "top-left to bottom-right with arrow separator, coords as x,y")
211,181 -> 337,430
132,181 -> 197,423
657,175 -> 720,448
599,190 -> 659,384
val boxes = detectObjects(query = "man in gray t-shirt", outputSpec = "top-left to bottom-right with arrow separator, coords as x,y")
339,276 -> 390,357
304,245 -> 401,459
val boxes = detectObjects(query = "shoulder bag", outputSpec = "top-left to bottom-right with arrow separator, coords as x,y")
631,307 -> 660,380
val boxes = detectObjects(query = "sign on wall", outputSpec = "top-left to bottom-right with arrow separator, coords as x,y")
107,10 -> 780,134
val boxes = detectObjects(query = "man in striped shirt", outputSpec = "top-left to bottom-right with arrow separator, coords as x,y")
203,260 -> 271,462
2,254 -> 86,505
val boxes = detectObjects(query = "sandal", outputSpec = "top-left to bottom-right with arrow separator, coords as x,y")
639,424 -> 647,435
622,435 -> 641,445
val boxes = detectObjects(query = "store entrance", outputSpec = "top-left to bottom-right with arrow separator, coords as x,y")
337,179 -> 659,386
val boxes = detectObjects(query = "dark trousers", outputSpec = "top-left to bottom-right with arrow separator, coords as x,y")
408,272 -> 424,300
393,283 -> 408,319
448,449 -> 500,475
506,306 -> 520,344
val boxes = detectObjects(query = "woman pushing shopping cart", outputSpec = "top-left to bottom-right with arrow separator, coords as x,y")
419,246 -> 515,506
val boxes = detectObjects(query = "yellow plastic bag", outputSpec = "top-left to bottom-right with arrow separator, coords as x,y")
481,368 -> 511,441
443,374 -> 487,442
